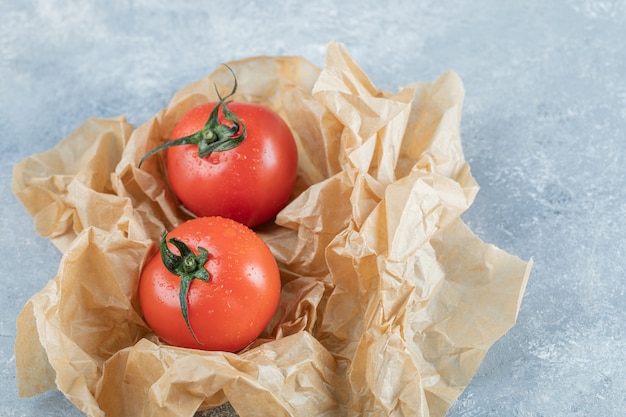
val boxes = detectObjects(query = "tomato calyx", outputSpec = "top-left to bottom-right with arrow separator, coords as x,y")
138,64 -> 247,168
159,231 -> 210,345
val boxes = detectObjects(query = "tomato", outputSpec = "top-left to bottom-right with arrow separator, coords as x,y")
138,216 -> 281,352
167,101 -> 297,227
139,66 -> 298,228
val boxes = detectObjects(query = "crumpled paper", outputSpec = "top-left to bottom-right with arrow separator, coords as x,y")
12,41 -> 532,417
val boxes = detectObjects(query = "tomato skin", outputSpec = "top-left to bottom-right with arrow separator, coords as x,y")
139,216 -> 281,352
166,102 -> 298,227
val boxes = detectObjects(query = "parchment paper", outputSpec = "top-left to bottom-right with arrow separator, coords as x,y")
12,41 -> 532,417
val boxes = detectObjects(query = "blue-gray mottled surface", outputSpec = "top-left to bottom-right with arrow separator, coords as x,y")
2,1 -> 625,416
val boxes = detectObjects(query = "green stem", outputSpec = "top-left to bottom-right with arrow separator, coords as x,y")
138,64 -> 247,168
159,232 -> 210,345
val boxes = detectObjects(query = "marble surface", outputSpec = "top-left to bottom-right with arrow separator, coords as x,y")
2,1 -> 625,416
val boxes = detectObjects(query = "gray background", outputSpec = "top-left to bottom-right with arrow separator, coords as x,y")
2,1 -> 625,416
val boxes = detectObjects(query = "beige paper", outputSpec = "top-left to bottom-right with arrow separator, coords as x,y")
12,41 -> 532,417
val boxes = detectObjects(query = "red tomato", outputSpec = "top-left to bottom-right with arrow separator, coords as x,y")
138,67 -> 298,227
138,216 -> 281,352
166,100 -> 297,227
